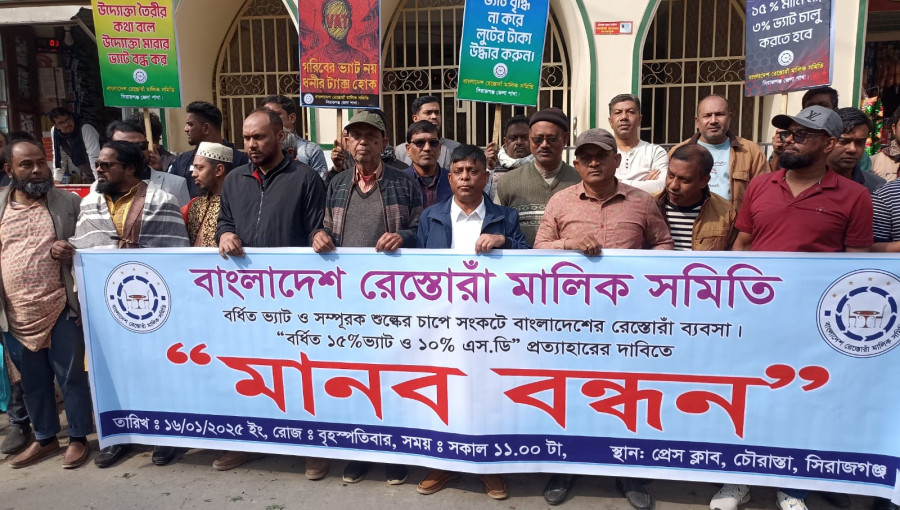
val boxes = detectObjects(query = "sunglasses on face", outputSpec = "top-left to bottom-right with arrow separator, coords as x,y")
95,161 -> 124,171
778,130 -> 825,144
411,139 -> 440,149
531,135 -> 559,145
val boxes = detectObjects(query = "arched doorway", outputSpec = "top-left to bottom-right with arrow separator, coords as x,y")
214,0 -> 306,149
640,0 -> 762,145
381,0 -> 570,146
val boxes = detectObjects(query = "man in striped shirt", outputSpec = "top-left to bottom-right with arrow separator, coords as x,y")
655,144 -> 736,251
873,179 -> 900,252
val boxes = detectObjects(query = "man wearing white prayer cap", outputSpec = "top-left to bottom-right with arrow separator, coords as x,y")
184,141 -> 233,248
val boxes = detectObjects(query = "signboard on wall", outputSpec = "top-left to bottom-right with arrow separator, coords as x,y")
744,0 -> 833,96
299,0 -> 381,109
456,0 -> 549,107
91,0 -> 183,107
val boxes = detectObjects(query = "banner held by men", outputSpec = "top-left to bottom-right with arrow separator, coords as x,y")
75,248 -> 900,501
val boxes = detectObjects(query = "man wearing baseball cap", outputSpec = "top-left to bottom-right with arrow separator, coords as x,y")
533,128 -> 672,509
312,108 -> 420,486
535,127 -> 672,255
313,110 -> 422,255
730,106 -> 872,510
733,105 -> 872,255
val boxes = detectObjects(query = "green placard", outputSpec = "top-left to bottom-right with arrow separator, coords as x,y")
456,0 -> 550,106
92,0 -> 182,108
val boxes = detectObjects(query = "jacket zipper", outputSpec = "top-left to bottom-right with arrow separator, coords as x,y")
255,178 -> 266,246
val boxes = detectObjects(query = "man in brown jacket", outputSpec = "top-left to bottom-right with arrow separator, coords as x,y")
655,144 -> 736,251
668,95 -> 768,211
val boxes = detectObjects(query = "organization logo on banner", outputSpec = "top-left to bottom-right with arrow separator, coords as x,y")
817,270 -> 900,358
105,262 -> 171,333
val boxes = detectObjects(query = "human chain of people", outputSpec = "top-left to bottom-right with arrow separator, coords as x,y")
2,0 -> 900,507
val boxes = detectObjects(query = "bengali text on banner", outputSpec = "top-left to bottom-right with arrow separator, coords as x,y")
74,248 -> 900,501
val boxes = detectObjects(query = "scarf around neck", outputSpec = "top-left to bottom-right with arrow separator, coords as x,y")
497,147 -> 534,171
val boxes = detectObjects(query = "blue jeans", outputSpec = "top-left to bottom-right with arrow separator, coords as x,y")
5,310 -> 93,441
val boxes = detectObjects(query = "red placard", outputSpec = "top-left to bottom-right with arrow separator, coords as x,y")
595,21 -> 633,35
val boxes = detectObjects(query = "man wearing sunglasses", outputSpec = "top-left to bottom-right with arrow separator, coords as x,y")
731,107 -> 873,510
733,105 -> 872,255
48,107 -> 100,185
68,140 -> 189,469
494,107 -> 581,247
393,95 -> 461,169
400,121 -> 453,209
106,121 -> 191,208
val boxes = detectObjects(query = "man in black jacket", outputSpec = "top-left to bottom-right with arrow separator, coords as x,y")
214,107 -> 328,477
217,107 -> 326,254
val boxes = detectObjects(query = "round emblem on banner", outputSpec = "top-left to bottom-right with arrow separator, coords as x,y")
817,270 -> 900,358
778,50 -> 794,67
106,262 -> 171,333
493,63 -> 509,79
133,69 -> 148,84
303,93 -> 315,105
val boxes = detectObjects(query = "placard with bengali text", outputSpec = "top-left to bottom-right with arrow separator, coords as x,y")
91,0 -> 182,107
456,0 -> 548,106
299,0 -> 380,109
745,0 -> 833,96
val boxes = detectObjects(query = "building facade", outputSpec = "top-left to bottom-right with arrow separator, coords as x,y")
0,0 -> 873,156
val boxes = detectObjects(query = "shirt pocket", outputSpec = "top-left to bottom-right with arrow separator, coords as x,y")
696,227 -> 731,251
610,219 -> 645,249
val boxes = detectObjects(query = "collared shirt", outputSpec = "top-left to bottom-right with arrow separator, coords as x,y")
449,198 -> 486,250
0,198 -> 67,351
410,166 -> 444,208
534,181 -> 674,250
616,140 -> 668,194
735,169 -> 873,251
104,183 -> 141,237
354,162 -> 385,194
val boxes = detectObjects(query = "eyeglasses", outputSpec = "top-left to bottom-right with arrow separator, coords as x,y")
531,135 -> 559,146
778,130 -> 825,144
132,141 -> 150,151
410,139 -> 440,149
95,161 -> 124,171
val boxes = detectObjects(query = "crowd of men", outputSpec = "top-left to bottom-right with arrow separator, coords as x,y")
2,87 -> 900,510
